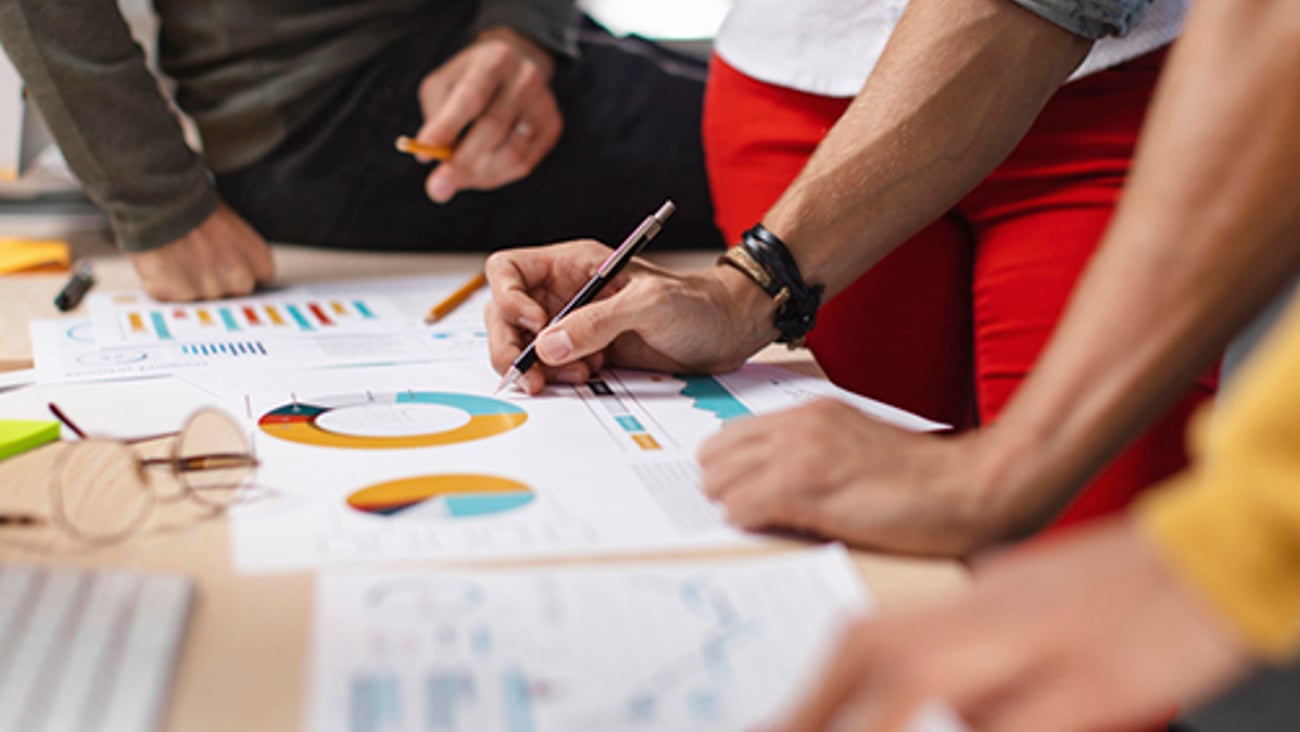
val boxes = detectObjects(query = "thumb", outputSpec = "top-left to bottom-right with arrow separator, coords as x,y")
534,295 -> 639,366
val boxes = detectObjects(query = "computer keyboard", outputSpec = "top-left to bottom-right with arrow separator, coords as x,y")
0,563 -> 195,732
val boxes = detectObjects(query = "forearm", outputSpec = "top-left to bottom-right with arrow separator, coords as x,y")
763,0 -> 1090,296
979,0 -> 1300,533
472,0 -> 578,60
0,0 -> 217,251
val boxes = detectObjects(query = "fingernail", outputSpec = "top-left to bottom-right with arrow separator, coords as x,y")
519,316 -> 543,332
555,366 -> 585,384
536,328 -> 572,362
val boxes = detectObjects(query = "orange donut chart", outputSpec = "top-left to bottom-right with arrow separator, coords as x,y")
258,391 -> 527,449
347,474 -> 535,518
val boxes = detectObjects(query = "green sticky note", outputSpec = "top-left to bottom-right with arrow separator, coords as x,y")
0,419 -> 61,461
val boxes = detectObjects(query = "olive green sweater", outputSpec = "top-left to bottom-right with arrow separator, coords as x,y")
0,0 -> 577,251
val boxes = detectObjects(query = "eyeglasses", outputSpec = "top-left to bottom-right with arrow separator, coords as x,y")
0,404 -> 259,545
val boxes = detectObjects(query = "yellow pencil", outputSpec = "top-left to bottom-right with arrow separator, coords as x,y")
425,272 -> 487,324
395,135 -> 454,161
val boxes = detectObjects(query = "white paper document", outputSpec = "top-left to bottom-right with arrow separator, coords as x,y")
31,275 -> 495,384
182,359 -> 943,572
29,317 -> 441,384
87,289 -> 412,345
307,546 -> 871,732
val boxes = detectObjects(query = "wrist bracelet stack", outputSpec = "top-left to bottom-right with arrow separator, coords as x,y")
718,223 -> 824,348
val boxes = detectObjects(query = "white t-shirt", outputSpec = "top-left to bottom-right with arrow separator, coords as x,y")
714,0 -> 1189,98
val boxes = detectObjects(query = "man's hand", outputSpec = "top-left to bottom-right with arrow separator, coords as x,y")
775,519 -> 1251,732
415,26 -> 563,204
698,400 -> 1002,555
484,240 -> 777,394
128,203 -> 275,302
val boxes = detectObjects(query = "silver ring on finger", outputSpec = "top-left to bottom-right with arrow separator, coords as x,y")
512,120 -> 537,142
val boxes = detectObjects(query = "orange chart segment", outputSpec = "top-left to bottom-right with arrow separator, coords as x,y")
348,475 -> 535,518
258,392 -> 527,449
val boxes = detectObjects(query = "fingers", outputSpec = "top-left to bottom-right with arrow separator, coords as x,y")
532,288 -> 649,366
416,47 -> 502,152
428,65 -> 560,200
484,250 -> 555,335
697,408 -> 834,532
418,36 -> 562,203
777,621 -> 876,732
484,243 -> 616,394
487,246 -> 609,371
129,204 -> 273,302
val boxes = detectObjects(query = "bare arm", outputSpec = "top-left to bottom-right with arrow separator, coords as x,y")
764,0 -> 1091,297
976,0 -> 1300,535
484,0 -> 1095,393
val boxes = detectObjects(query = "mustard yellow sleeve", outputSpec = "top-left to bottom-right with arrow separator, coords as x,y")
1138,293 -> 1300,662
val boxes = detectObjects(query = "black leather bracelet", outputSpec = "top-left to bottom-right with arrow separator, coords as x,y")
738,224 -> 824,347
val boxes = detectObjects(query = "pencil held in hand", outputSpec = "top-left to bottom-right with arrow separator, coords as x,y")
395,136 -> 454,161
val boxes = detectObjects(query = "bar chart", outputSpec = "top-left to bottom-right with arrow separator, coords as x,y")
116,299 -> 381,342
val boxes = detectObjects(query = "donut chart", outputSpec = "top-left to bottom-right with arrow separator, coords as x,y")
348,474 -> 535,518
258,391 -> 526,449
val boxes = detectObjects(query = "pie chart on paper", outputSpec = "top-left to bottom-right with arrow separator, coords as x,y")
257,391 -> 527,449
347,474 -> 536,519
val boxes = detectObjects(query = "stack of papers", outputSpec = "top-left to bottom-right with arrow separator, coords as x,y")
15,273 -> 957,732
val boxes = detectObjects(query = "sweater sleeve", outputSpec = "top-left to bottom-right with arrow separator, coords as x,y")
470,0 -> 580,60
0,0 -> 218,252
1138,293 -> 1300,662
1007,0 -> 1152,39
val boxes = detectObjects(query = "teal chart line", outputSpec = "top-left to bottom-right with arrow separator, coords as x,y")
675,375 -> 751,421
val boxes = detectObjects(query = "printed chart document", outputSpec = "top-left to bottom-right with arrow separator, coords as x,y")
183,360 -> 943,572
30,275 -> 493,384
29,317 -> 439,384
307,547 -> 871,732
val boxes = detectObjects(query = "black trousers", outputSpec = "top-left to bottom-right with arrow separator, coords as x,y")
216,6 -> 723,252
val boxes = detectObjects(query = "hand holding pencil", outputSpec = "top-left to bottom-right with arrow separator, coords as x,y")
482,203 -> 780,396
404,26 -> 563,204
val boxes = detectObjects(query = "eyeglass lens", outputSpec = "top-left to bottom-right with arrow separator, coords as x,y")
52,440 -> 152,543
175,410 -> 255,507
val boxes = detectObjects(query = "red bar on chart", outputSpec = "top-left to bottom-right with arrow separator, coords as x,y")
243,306 -> 262,326
308,303 -> 334,326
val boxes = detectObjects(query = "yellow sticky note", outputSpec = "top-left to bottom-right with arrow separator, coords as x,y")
0,238 -> 71,274
0,419 -> 60,461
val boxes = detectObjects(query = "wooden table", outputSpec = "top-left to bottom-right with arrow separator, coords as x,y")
0,241 -> 966,731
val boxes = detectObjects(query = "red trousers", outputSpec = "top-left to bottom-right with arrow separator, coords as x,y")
703,50 -> 1216,530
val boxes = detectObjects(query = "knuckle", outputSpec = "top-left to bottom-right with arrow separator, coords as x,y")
721,494 -> 755,526
805,399 -> 843,421
574,305 -> 609,336
516,62 -> 543,90
487,45 -> 514,73
484,250 -> 511,278
473,114 -> 508,140
498,150 -> 529,180
230,272 -> 256,296
418,74 -> 441,98
455,87 -> 492,118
